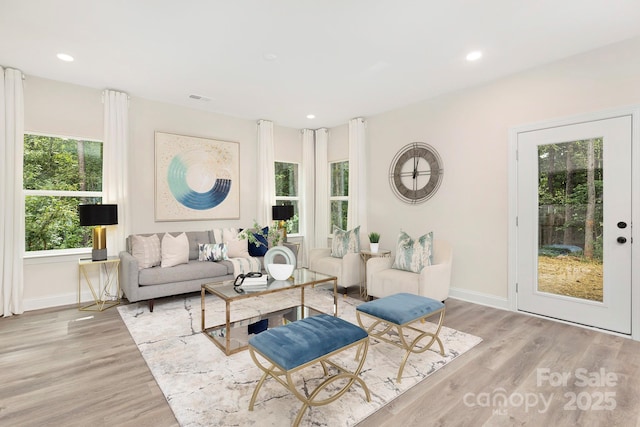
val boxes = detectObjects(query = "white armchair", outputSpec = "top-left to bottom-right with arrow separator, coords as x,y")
366,240 -> 452,302
308,248 -> 364,292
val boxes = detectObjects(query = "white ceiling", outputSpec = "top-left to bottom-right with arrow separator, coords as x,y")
2,0 -> 640,129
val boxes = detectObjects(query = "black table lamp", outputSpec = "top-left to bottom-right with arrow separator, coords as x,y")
272,205 -> 294,242
79,204 -> 118,261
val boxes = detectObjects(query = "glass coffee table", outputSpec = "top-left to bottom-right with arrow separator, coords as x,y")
201,268 -> 338,355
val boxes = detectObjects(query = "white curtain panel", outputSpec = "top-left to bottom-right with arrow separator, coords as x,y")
0,67 -> 25,317
300,128 -> 315,266
103,89 -> 130,255
314,128 -> 329,247
257,120 -> 275,225
347,117 -> 368,234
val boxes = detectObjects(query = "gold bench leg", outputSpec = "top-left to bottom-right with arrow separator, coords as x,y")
356,307 -> 446,383
249,338 -> 371,427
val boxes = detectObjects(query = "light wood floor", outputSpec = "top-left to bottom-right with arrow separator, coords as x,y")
1,294 -> 639,427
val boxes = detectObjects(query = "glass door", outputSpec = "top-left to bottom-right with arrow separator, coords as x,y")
516,115 -> 632,334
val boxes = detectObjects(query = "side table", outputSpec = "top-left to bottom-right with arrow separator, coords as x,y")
78,256 -> 121,311
359,249 -> 391,299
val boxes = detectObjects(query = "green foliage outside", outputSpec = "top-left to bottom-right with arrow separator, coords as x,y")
330,161 -> 349,231
538,138 -> 603,261
24,134 -> 103,251
274,162 -> 299,233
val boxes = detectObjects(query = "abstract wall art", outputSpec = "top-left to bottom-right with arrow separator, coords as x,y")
155,132 -> 240,221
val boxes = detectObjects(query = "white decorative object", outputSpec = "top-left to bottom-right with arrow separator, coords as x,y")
370,243 -> 379,253
264,245 -> 296,280
266,263 -> 294,281
263,246 -> 295,266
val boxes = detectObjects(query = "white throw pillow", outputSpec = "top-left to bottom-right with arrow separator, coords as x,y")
131,234 -> 161,270
212,228 -> 249,258
161,232 -> 190,268
227,236 -> 250,258
212,227 -> 238,244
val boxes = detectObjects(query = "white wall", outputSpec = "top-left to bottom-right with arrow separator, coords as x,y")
21,36 -> 640,311
328,124 -> 348,162
127,97 -> 258,234
22,76 -> 302,310
274,126 -> 302,163
362,36 -> 640,304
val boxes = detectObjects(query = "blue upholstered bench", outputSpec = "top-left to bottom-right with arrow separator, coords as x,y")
356,293 -> 446,383
248,314 -> 371,427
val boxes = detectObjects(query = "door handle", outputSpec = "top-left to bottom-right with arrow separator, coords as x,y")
617,236 -> 627,244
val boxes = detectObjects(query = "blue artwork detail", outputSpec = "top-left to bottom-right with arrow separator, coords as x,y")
167,154 -> 231,210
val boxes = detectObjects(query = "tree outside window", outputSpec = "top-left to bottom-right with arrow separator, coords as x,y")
24,133 -> 104,252
274,161 -> 299,234
330,160 -> 349,233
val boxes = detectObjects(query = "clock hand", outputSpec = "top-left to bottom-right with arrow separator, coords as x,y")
413,156 -> 417,179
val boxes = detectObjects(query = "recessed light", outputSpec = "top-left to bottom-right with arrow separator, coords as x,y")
306,114 -> 315,119
57,53 -> 74,62
466,51 -> 482,61
263,53 -> 278,61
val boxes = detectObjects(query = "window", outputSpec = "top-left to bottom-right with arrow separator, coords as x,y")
274,161 -> 300,234
23,133 -> 104,253
330,160 -> 349,232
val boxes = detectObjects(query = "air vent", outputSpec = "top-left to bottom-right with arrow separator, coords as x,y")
189,94 -> 211,101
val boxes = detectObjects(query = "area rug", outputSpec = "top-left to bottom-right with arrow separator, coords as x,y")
118,288 -> 482,426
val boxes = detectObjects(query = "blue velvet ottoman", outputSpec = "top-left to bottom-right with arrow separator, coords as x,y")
356,292 -> 446,382
248,313 -> 371,427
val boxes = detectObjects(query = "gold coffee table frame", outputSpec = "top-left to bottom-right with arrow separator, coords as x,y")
249,336 -> 370,427
356,305 -> 445,383
201,269 -> 338,355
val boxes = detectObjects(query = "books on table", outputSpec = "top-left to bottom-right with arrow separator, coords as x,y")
240,275 -> 269,289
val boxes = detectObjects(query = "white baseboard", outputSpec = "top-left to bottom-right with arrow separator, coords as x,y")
24,291 -> 104,312
448,286 -> 510,310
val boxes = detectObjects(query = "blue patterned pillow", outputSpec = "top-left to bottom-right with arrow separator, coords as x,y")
331,225 -> 361,258
248,226 -> 269,257
198,243 -> 228,262
391,231 -> 433,273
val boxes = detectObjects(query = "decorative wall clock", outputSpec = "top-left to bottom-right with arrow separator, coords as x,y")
389,142 -> 443,204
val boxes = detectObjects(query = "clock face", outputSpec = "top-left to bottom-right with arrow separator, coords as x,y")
389,142 -> 443,204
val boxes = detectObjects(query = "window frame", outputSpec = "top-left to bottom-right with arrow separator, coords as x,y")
274,160 -> 301,236
329,159 -> 349,235
23,131 -> 104,258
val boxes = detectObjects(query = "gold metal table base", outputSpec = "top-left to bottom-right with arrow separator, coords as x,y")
78,257 -> 121,312
79,299 -> 120,312
359,249 -> 391,299
356,306 -> 445,383
249,337 -> 370,427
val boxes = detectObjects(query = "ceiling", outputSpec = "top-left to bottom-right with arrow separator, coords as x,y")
2,1 -> 640,129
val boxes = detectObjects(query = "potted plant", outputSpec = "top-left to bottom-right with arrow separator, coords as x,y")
240,221 -> 283,248
368,232 -> 380,253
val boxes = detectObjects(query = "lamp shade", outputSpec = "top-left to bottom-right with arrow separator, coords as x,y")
272,205 -> 294,221
79,204 -> 118,226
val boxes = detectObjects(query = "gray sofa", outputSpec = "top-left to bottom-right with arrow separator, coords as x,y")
119,230 -> 296,312
120,231 -> 230,311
